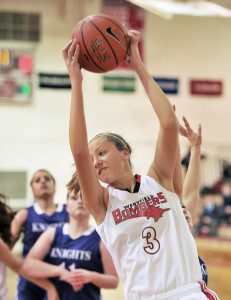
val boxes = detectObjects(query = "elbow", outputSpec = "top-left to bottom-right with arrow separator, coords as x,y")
161,114 -> 179,132
20,258 -> 32,276
114,277 -> 119,288
111,277 -> 119,289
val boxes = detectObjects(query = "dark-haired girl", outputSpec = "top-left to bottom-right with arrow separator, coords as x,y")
11,169 -> 68,300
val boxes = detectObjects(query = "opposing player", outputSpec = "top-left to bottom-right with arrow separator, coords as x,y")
0,194 -> 73,300
63,30 -> 210,299
176,116 -> 219,299
11,169 -> 68,300
25,188 -> 118,299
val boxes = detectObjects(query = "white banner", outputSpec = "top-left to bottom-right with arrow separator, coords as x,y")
126,0 -> 231,19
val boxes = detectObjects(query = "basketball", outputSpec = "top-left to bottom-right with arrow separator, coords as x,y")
71,14 -> 129,73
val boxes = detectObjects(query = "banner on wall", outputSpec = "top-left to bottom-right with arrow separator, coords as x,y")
102,75 -> 136,92
190,80 -> 223,96
153,77 -> 179,95
102,0 -> 145,67
39,73 -> 71,89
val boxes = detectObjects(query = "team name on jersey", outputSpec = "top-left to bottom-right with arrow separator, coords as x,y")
112,192 -> 170,225
50,248 -> 91,261
31,222 -> 65,232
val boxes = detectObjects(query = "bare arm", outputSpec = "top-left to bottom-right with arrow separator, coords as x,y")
25,227 -> 68,278
181,117 -> 202,221
127,31 -> 179,191
172,106 -> 183,201
173,136 -> 183,201
0,238 -> 23,273
91,242 -> 118,288
0,239 -> 59,299
11,209 -> 27,245
63,40 -> 106,224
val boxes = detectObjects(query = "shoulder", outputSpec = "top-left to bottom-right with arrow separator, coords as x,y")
57,203 -> 67,213
13,208 -> 28,224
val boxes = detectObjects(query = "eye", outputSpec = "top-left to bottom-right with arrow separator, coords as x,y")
99,150 -> 106,156
44,176 -> 51,181
35,178 -> 40,183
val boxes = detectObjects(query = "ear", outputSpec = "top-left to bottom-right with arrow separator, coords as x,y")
121,149 -> 131,161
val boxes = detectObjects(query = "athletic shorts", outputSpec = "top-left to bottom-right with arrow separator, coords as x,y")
126,282 -> 219,300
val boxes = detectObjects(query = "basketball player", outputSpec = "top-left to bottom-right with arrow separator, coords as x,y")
11,169 -> 68,300
0,193 -> 73,300
62,30 -> 212,299
173,114 -> 208,284
176,116 -> 219,299
25,188 -> 118,299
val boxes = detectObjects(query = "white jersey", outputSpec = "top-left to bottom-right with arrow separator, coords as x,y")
96,175 -> 202,300
0,262 -> 7,300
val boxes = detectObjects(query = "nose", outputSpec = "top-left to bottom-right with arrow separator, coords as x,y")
93,157 -> 102,169
40,177 -> 47,183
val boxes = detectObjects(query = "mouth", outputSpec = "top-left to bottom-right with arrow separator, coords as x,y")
98,167 -> 107,175
41,185 -> 48,189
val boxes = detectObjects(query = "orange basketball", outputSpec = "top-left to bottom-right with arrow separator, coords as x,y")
72,14 -> 129,73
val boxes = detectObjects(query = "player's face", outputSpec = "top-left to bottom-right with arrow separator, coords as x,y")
89,138 -> 131,185
182,204 -> 193,231
67,190 -> 90,219
31,171 -> 55,199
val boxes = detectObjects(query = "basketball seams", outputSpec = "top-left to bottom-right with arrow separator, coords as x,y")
81,21 -> 105,72
89,20 -> 118,66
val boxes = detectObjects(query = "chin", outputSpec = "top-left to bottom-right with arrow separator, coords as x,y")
99,174 -> 110,184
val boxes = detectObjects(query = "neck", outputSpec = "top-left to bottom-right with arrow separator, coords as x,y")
68,216 -> 90,239
111,170 -> 136,192
36,197 -> 56,212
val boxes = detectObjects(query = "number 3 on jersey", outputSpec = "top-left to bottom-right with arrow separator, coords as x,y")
142,226 -> 160,255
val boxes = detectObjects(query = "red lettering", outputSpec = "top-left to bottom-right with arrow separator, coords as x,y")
145,199 -> 152,208
129,205 -> 140,215
139,202 -> 147,210
157,192 -> 167,203
151,196 -> 160,205
112,209 -> 123,225
122,209 -> 131,219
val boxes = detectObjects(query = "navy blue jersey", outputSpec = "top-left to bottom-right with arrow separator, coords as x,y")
46,223 -> 104,300
199,256 -> 208,285
22,203 -> 68,257
17,203 -> 68,300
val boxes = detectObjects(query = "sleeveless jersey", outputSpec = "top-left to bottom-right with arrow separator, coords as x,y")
0,262 -> 7,300
17,203 -> 68,299
96,175 -> 202,300
22,202 -> 68,257
199,256 -> 208,285
46,223 -> 104,300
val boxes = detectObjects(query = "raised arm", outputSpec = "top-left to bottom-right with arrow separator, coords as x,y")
181,117 -> 202,221
172,107 -> 183,201
62,39 -> 106,223
127,31 -> 179,191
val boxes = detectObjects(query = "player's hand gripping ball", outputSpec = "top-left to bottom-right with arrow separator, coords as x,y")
72,14 -> 129,73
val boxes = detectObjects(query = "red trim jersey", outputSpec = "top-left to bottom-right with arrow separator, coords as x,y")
96,175 -> 203,299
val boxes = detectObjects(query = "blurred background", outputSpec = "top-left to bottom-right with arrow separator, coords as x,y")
0,0 -> 230,299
